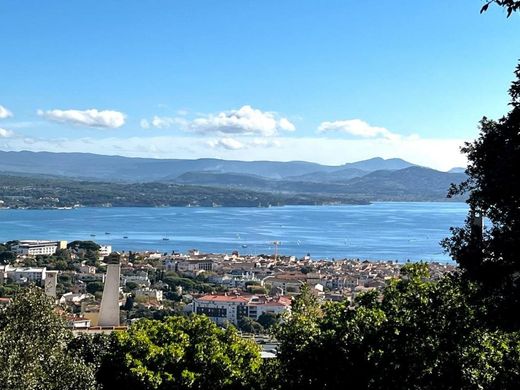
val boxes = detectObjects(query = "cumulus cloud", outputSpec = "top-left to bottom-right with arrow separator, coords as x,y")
37,108 -> 126,129
190,105 -> 295,136
0,128 -> 14,138
0,105 -> 13,119
141,106 -> 295,136
318,119 -> 400,140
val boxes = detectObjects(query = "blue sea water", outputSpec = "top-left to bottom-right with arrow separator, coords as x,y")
0,202 -> 468,262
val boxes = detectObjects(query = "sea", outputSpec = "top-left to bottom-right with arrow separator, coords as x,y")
0,202 -> 468,262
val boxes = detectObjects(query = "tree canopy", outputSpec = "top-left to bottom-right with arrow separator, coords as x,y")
71,315 -> 262,390
275,264 -> 520,390
443,63 -> 520,328
0,287 -> 96,390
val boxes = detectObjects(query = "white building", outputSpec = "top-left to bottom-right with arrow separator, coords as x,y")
0,265 -> 47,285
193,293 -> 291,326
134,288 -> 163,302
177,259 -> 215,273
12,240 -> 67,256
59,292 -> 91,305
99,245 -> 112,258
122,274 -> 151,287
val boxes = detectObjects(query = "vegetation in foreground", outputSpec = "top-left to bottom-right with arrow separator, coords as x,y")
1,4 -> 520,389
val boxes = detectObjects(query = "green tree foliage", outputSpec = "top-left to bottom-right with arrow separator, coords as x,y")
67,240 -> 101,252
443,64 -> 520,327
257,313 -> 280,330
275,264 -> 520,389
86,280 -> 105,295
0,287 -> 96,390
0,250 -> 16,264
237,316 -> 264,334
480,0 -> 520,16
74,315 -> 262,389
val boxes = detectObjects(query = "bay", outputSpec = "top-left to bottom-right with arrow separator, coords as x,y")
0,202 -> 468,262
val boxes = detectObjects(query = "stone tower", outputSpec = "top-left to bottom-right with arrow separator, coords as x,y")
97,253 -> 121,327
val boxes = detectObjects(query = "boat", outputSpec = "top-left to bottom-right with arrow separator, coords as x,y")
105,232 -> 110,235
241,244 -> 248,248
162,237 -> 170,241
123,236 -> 128,239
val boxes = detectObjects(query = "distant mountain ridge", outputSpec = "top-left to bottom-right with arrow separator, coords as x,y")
0,151 -> 418,182
0,151 -> 466,202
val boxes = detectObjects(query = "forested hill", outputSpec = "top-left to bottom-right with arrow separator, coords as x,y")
0,174 -> 367,208
0,152 -> 466,205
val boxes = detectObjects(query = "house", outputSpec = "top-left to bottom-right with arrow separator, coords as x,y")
0,265 -> 47,285
134,288 -> 163,302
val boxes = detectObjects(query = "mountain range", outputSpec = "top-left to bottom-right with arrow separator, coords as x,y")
0,151 -> 467,202
0,151 -> 419,182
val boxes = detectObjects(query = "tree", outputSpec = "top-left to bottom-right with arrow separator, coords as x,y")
67,240 -> 101,252
83,315 -> 262,389
123,294 -> 135,311
275,264 -> 520,389
443,63 -> 520,328
257,313 -> 279,330
0,250 -> 16,264
0,287 -> 96,390
480,0 -> 520,16
86,280 -> 105,295
237,316 -> 264,334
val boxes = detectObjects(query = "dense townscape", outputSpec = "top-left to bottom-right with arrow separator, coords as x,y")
0,239 -> 454,331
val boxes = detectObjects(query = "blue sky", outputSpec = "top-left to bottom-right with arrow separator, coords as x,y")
0,1 -> 519,170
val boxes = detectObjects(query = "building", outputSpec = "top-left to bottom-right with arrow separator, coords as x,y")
79,265 -> 97,274
12,240 -> 67,256
193,293 -> 291,326
0,265 -> 47,285
264,274 -> 305,295
99,245 -> 112,258
134,288 -> 163,302
44,270 -> 59,298
177,259 -> 215,273
98,261 -> 121,327
121,274 -> 151,287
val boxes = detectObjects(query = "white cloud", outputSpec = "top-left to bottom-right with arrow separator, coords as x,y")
0,128 -> 14,137
207,137 -> 245,150
250,138 -> 282,148
141,106 -> 296,136
37,108 -> 126,129
318,119 -> 400,140
207,137 -> 282,151
278,117 -> 296,132
189,105 -> 295,136
0,105 -> 13,119
151,116 -> 181,129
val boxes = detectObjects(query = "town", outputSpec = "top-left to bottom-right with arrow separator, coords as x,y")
0,239 -> 455,334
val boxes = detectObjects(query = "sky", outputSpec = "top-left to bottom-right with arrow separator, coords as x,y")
0,1 -> 519,171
